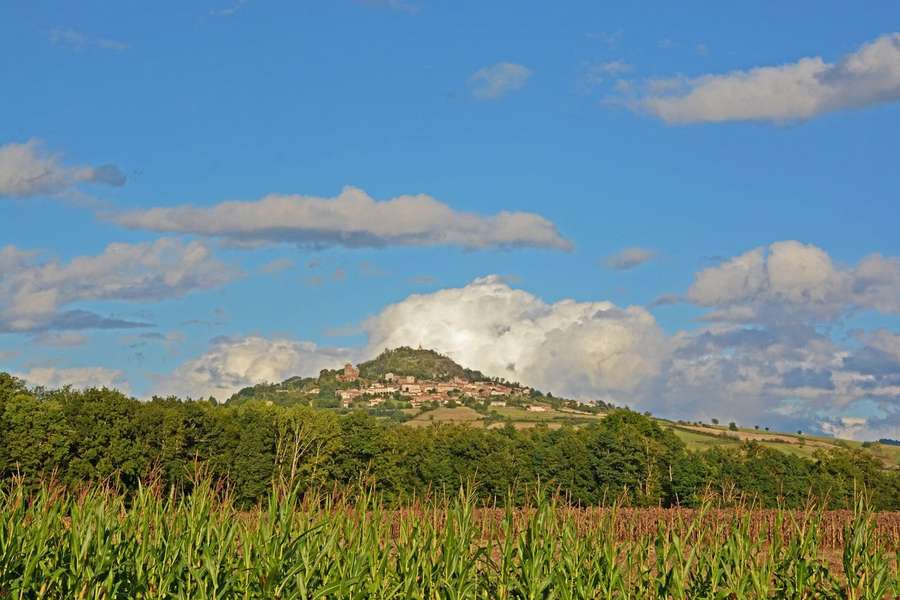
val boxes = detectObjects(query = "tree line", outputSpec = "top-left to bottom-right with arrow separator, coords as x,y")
1,373 -> 898,509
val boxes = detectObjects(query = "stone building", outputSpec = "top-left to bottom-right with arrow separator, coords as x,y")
338,362 -> 359,382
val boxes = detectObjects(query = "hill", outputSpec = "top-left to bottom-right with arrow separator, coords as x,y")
358,346 -> 487,382
220,348 -> 900,469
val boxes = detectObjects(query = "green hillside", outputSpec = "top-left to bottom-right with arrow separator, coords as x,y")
221,347 -> 898,470
357,346 -> 487,382
660,421 -> 900,468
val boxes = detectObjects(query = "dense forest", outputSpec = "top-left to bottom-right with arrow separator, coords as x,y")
2,371 -> 898,510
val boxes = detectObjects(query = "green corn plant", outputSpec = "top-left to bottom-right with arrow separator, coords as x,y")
1,477 -> 898,598
771,503 -> 836,600
838,494 -> 892,600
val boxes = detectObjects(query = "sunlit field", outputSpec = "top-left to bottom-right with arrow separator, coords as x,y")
2,478 -> 898,599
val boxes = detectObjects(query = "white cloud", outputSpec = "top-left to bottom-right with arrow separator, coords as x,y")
49,28 -> 129,51
580,60 -> 633,92
155,336 -> 355,400
687,241 -> 900,323
108,186 -> 570,251
653,322 -> 900,440
603,246 -> 656,270
363,275 -> 667,401
858,329 -> 900,360
853,254 -> 900,314
821,416 -> 882,441
0,239 -> 240,332
0,140 -> 125,199
672,241 -> 900,437
469,62 -> 533,100
17,366 -> 128,392
636,33 -> 900,123
210,0 -> 253,17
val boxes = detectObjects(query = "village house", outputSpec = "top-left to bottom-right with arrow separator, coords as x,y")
526,405 -> 548,412
365,383 -> 398,395
338,389 -> 362,407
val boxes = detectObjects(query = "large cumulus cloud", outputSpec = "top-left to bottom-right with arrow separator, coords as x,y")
154,336 -> 356,401
688,241 -> 900,324
674,241 -> 900,437
363,275 -> 668,402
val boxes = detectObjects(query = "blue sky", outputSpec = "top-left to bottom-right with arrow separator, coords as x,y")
2,1 -> 900,438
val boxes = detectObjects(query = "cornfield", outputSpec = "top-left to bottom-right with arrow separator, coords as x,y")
1,478 -> 899,599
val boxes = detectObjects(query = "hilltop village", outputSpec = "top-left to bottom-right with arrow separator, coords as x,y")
330,362 -> 537,409
227,347 -> 592,415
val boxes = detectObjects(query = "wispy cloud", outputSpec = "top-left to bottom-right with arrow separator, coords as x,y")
603,246 -> 656,270
579,60 -> 633,93
0,239 -> 240,332
49,28 -> 129,52
469,62 -> 533,100
210,0 -> 251,17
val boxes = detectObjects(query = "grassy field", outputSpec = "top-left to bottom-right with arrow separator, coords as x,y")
404,407 -> 900,469
406,406 -> 485,427
407,405 -> 606,428
2,479 -> 898,598
664,422 -> 900,467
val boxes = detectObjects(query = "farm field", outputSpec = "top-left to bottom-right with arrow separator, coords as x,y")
406,406 -> 486,426
2,480 -> 898,598
405,406 -> 900,468
406,404 -> 607,429
663,422 -> 900,467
